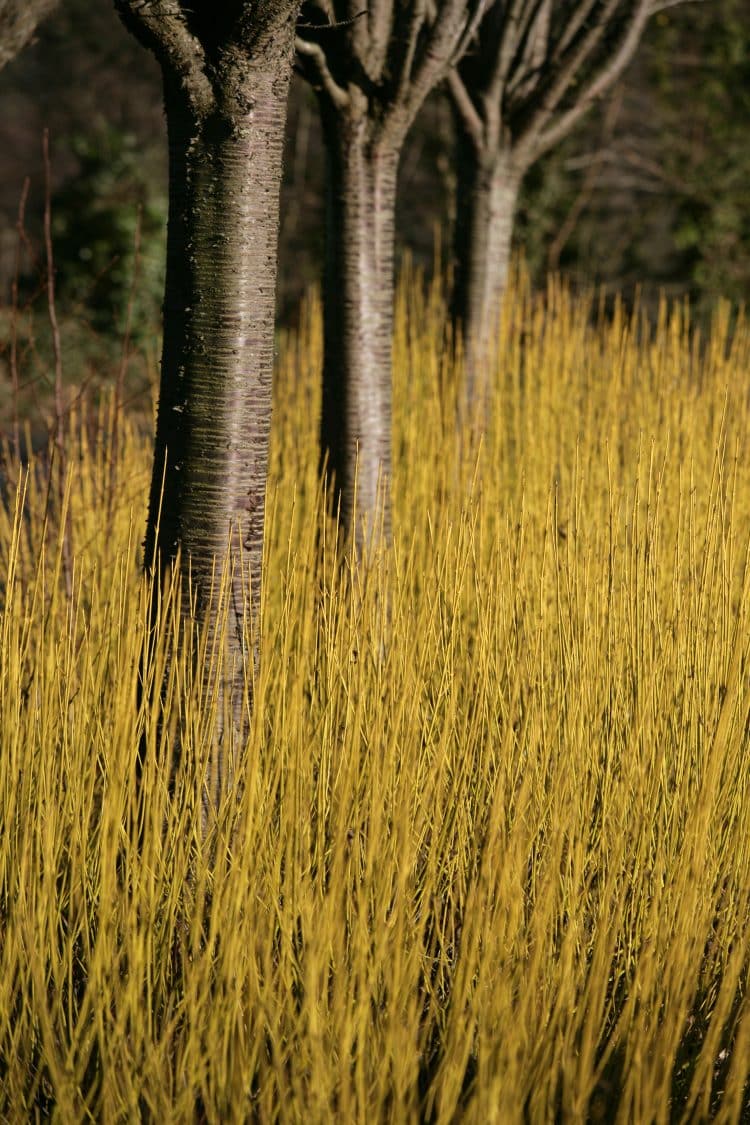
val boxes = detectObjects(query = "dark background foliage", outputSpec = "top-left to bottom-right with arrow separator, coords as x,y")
0,0 -> 746,366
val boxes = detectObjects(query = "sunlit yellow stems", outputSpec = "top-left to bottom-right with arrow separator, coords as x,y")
1,278 -> 750,1117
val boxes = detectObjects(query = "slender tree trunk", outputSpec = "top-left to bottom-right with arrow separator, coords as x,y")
319,103 -> 399,553
297,3 -> 489,552
145,59 -> 291,810
451,136 -> 522,420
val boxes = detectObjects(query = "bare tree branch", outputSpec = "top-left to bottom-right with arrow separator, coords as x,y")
450,0 -> 491,65
114,0 -> 214,115
552,0 -> 600,64
528,0 -> 651,159
487,0 -> 548,109
0,0 -> 58,72
522,0 -> 622,134
526,0 -> 551,73
343,0 -> 369,58
296,33 -> 350,107
446,66 -> 485,151
393,0 -> 428,103
367,0 -> 394,75
299,2 -> 365,28
503,0 -> 554,103
406,0 -> 487,122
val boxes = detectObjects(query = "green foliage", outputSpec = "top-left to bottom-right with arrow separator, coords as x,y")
515,150 -> 578,278
511,0 -> 750,319
652,0 -> 750,312
50,123 -> 166,338
1,279 -> 750,1118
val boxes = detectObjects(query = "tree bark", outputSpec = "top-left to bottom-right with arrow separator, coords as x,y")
145,56 -> 292,810
447,0 -> 657,425
297,0 -> 487,551
450,136 -> 522,420
0,0 -> 58,71
319,102 -> 398,553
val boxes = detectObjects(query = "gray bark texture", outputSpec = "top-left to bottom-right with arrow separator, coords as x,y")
0,0 -> 58,71
449,0 -> 656,419
296,0 -> 486,554
320,98 -> 398,547
451,134 -> 521,419
115,0 -> 299,819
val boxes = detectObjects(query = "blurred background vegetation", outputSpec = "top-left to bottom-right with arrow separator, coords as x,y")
0,0 -> 747,430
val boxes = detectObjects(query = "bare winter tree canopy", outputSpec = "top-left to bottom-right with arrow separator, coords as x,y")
296,0 -> 486,551
0,0 -> 58,71
448,0 -> 660,413
115,0 -> 301,821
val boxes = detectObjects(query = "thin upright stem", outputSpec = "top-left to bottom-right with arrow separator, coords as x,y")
43,128 -> 72,599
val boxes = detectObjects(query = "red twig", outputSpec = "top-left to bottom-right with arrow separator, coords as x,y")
9,177 -> 30,463
109,204 -> 143,524
43,128 -> 72,599
43,129 -> 64,454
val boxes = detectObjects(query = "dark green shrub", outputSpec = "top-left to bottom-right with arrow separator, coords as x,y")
51,123 -> 166,340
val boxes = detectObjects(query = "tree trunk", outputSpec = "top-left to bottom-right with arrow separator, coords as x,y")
145,59 -> 291,810
451,136 -> 522,421
319,104 -> 399,553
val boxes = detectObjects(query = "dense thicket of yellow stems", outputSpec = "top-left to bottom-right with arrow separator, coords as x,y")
1,270 -> 749,1121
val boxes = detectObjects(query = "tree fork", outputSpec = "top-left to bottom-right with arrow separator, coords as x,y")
296,0 -> 487,549
448,0 -> 658,423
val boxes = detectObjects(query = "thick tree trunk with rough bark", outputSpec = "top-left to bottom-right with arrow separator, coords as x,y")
145,60 -> 291,806
320,103 -> 398,551
115,0 -> 299,820
451,138 -> 521,417
0,0 -> 58,71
